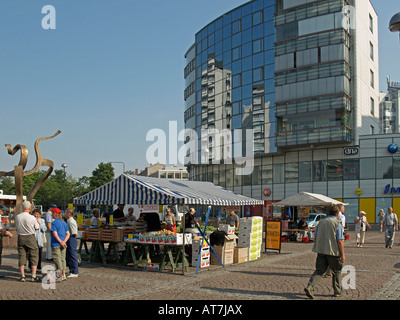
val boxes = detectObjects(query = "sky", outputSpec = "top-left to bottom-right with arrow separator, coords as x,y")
0,0 -> 399,179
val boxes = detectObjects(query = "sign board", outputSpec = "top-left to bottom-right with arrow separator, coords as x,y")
265,220 -> 281,253
344,147 -> 358,156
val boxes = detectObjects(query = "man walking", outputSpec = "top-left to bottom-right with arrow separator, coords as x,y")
15,201 -> 40,282
384,207 -> 398,248
304,205 -> 345,299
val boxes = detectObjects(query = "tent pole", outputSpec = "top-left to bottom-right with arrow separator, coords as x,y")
195,206 -> 211,275
181,203 -> 185,276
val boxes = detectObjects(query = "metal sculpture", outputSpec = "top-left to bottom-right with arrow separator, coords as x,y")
0,130 -> 61,215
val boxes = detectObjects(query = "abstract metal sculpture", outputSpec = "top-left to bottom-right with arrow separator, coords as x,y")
0,130 -> 61,215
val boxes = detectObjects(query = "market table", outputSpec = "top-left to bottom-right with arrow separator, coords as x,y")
124,242 -> 189,273
78,239 -> 122,265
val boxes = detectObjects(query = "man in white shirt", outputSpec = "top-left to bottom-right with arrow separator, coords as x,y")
384,207 -> 398,248
15,201 -> 40,282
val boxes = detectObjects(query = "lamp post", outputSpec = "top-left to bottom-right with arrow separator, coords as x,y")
61,163 -> 67,212
390,12 -> 400,41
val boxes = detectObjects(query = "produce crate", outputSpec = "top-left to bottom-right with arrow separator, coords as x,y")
88,228 -> 102,240
133,221 -> 147,233
101,229 -> 125,242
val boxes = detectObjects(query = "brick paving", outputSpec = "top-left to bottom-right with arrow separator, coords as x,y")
0,230 -> 399,303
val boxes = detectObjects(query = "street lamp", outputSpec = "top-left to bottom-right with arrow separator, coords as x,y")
390,12 -> 400,42
61,163 -> 67,211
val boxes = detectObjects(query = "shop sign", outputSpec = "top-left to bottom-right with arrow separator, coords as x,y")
388,143 -> 399,154
265,220 -> 281,252
263,188 -> 271,197
344,147 -> 359,155
384,184 -> 400,194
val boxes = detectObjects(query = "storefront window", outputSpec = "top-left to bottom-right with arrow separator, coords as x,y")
360,158 -> 375,180
343,159 -> 359,180
285,162 -> 298,183
299,161 -> 312,182
327,160 -> 343,181
313,160 -> 327,182
393,157 -> 400,179
376,157 -> 392,179
273,163 -> 285,183
343,198 -> 359,223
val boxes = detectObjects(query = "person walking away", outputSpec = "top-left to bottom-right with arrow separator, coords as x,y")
384,207 -> 398,248
15,201 -> 40,282
65,208 -> 78,278
45,204 -> 57,261
30,208 -> 46,271
304,205 -> 345,299
51,208 -> 70,281
0,204 -> 13,278
354,211 -> 371,247
377,209 -> 384,232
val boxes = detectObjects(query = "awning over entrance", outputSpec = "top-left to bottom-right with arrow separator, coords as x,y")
73,174 -> 264,206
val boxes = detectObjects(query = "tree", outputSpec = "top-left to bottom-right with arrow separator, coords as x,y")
89,162 -> 114,190
0,177 -> 15,195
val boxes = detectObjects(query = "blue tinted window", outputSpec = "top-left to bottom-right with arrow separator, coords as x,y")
233,74 -> 241,88
233,88 -> 242,101
264,64 -> 274,79
253,52 -> 263,68
214,17 -> 223,30
253,39 -> 263,53
264,34 -> 274,50
223,51 -> 231,65
202,38 -> 207,51
215,28 -> 222,43
215,41 -> 222,56
242,3 -> 252,16
233,114 -> 242,129
242,28 -> 252,44
252,0 -> 263,12
232,20 -> 241,34
242,15 -> 252,30
242,84 -> 252,99
252,24 -> 263,40
232,33 -> 241,47
242,42 -> 252,57
208,34 -> 214,46
232,47 -> 241,61
223,25 -> 231,39
253,11 -> 263,25
242,56 -> 252,71
223,13 -> 232,26
232,60 -> 242,74
253,67 -> 263,82
242,70 -> 252,85
207,23 -> 215,35
223,38 -> 231,52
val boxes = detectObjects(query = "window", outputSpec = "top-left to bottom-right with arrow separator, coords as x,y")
360,158 -> 375,179
370,69 -> 374,88
370,97 -> 375,116
369,14 -> 374,33
253,11 -> 263,25
370,42 -> 374,60
232,19 -> 241,34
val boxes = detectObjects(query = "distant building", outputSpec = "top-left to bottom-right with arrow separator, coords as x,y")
380,78 -> 400,134
139,164 -> 189,180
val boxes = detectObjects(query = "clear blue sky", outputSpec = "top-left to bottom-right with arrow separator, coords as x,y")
0,0 -> 399,179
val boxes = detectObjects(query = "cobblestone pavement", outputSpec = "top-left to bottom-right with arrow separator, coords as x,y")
0,230 -> 399,303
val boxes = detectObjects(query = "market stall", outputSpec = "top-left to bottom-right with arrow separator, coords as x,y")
274,192 -> 347,242
73,174 -> 263,274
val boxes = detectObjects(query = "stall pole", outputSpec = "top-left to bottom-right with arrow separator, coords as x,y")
194,206 -> 225,274
181,204 -> 185,276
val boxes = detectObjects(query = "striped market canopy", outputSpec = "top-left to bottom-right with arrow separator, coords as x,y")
73,174 -> 263,206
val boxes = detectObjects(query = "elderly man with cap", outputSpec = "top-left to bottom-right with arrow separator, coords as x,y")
354,211 -> 371,248
0,204 -> 13,277
45,204 -> 57,261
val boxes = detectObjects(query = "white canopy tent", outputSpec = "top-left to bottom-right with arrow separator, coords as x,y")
275,192 -> 347,207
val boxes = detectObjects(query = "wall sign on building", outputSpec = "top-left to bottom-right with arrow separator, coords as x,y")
344,147 -> 359,155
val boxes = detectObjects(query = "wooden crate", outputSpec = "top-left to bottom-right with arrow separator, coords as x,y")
88,228 -> 102,240
101,228 -> 125,242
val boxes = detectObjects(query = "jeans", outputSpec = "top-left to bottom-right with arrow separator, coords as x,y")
306,253 -> 343,295
66,236 -> 79,274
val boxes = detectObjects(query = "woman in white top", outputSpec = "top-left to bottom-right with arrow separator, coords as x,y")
354,211 -> 371,247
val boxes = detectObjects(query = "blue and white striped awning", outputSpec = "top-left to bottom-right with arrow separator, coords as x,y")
73,174 -> 263,206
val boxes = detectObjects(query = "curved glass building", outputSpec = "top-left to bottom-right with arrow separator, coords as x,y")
183,0 -> 387,224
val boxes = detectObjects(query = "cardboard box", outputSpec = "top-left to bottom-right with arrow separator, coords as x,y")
234,247 -> 248,263
211,246 -> 234,265
219,224 -> 235,235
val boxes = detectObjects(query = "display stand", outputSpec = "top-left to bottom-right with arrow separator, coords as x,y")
194,206 -> 224,275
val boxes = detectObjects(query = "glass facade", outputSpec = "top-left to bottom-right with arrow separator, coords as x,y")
274,0 -> 353,147
184,0 -> 277,166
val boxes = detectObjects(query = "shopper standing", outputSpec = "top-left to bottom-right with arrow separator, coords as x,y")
65,208 -> 79,278
304,205 -> 345,299
45,204 -> 57,261
377,209 -> 385,232
0,204 -> 13,278
15,201 -> 40,282
384,207 -> 398,248
51,208 -> 70,281
30,208 -> 46,271
354,211 -> 371,247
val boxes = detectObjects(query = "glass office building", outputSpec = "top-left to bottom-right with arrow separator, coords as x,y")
183,0 -> 389,223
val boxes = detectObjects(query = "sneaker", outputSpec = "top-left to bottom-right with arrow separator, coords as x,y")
20,276 -> 26,282
67,273 -> 78,278
62,275 -> 67,281
32,276 -> 40,282
304,287 -> 314,299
